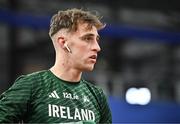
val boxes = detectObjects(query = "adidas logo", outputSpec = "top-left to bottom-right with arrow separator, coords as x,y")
49,90 -> 60,99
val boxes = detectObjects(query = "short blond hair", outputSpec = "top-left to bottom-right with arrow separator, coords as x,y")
49,8 -> 105,37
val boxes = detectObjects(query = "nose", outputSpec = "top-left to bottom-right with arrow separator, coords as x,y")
92,40 -> 101,52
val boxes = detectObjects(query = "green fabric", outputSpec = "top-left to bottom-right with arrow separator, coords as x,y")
0,70 -> 112,123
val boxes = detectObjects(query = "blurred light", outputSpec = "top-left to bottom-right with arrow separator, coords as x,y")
125,87 -> 151,105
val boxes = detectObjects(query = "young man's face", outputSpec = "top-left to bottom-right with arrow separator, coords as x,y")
66,23 -> 101,71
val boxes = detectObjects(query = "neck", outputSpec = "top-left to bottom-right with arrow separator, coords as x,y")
50,60 -> 82,82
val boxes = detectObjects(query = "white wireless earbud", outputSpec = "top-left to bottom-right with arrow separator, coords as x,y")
64,43 -> 71,53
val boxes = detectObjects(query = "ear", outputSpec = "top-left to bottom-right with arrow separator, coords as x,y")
57,36 -> 66,48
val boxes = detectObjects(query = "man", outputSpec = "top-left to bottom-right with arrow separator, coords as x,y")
0,8 -> 112,123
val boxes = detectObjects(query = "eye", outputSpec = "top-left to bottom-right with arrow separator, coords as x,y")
96,37 -> 100,43
82,36 -> 94,42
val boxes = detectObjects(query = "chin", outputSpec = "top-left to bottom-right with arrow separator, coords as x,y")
79,62 -> 95,72
83,66 -> 95,71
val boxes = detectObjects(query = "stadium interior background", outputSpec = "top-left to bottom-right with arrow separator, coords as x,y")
0,0 -> 180,122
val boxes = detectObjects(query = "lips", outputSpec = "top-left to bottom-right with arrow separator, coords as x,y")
89,55 -> 97,60
89,55 -> 97,63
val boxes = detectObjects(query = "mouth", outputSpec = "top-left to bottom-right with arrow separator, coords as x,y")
90,55 -> 97,59
89,55 -> 97,63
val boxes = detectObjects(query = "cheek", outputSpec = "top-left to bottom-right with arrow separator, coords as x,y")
75,50 -> 89,65
72,43 -> 89,55
71,46 -> 86,61
69,39 -> 90,58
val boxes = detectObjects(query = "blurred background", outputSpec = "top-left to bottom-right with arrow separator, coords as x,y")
0,0 -> 180,123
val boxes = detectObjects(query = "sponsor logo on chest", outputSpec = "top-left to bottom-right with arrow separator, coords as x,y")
48,104 -> 95,121
49,91 -> 90,103
47,90 -> 94,121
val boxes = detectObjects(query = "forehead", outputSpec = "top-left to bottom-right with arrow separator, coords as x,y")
74,23 -> 99,37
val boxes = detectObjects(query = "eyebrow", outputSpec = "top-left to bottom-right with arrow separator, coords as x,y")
80,33 -> 100,40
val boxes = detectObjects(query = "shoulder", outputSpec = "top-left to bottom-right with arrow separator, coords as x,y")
13,70 -> 49,87
82,79 -> 100,90
23,70 -> 48,78
82,79 -> 109,111
16,70 -> 48,81
82,79 -> 104,96
10,70 -> 49,94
